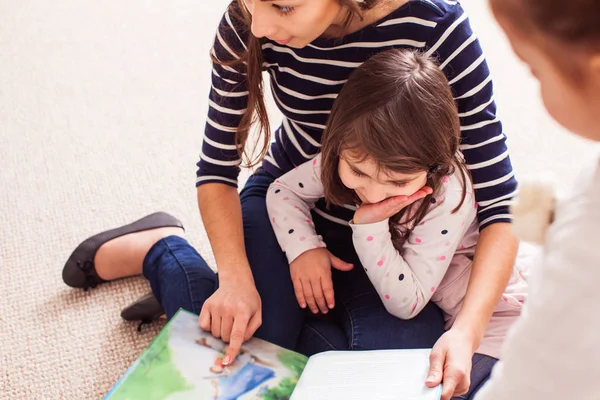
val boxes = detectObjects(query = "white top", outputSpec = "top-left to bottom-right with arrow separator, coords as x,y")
475,148 -> 600,399
266,154 -> 528,358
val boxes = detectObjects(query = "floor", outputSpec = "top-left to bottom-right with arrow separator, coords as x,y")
0,0 -> 591,398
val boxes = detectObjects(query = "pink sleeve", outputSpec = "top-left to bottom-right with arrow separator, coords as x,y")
266,154 -> 326,264
351,175 -> 476,319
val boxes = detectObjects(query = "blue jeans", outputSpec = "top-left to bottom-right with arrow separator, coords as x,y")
453,354 -> 498,400
295,211 -> 446,354
143,170 -> 304,349
142,169 -> 492,394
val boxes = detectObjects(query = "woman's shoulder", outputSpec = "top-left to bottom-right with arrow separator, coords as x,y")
365,1 -> 471,52
407,0 -> 461,17
368,0 -> 466,32
401,0 -> 467,23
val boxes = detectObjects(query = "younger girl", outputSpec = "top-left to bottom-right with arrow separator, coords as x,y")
474,1 -> 600,399
266,49 -> 530,400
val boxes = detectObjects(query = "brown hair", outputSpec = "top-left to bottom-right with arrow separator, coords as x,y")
490,0 -> 600,81
212,0 -> 381,167
320,49 -> 468,249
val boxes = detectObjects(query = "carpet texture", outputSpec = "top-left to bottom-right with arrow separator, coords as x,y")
0,1 -> 591,398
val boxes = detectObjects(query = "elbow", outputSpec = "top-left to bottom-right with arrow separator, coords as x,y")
383,302 -> 415,320
265,188 -> 277,216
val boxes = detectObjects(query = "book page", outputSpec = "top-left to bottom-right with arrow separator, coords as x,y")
291,349 -> 441,400
105,309 -> 309,400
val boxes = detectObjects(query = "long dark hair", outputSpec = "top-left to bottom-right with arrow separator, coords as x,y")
212,0 -> 382,168
320,49 -> 469,249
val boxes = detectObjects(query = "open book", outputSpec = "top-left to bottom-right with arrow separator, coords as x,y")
105,309 -> 442,400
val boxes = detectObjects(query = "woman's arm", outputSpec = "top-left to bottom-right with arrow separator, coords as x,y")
453,223 -> 518,346
197,184 -> 254,283
195,5 -> 262,366
424,6 -> 520,398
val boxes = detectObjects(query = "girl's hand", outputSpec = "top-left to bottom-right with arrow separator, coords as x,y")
353,187 -> 433,225
290,248 -> 354,314
425,327 -> 477,400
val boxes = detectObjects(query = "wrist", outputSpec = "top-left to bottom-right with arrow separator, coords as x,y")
217,261 -> 255,284
349,219 -> 390,236
352,215 -> 388,225
451,319 -> 485,351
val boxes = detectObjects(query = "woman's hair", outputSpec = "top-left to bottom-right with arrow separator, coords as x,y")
213,0 -> 381,167
320,49 -> 468,249
490,0 -> 600,81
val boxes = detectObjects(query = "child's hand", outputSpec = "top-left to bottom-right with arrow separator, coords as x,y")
353,186 -> 433,225
290,248 -> 354,314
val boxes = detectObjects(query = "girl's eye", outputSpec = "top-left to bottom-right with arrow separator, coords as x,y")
350,168 -> 365,178
273,5 -> 295,15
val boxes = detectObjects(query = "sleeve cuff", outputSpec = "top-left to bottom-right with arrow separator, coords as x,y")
349,219 -> 390,238
284,236 -> 327,264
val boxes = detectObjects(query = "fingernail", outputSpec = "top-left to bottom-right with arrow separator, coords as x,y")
426,374 -> 435,383
328,304 -> 334,309
223,356 -> 231,365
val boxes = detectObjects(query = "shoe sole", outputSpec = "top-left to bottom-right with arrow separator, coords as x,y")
121,292 -> 164,321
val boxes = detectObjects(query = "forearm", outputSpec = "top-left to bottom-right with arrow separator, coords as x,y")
453,222 -> 518,348
266,183 -> 323,264
197,183 -> 253,282
351,220 -> 445,319
266,155 -> 326,263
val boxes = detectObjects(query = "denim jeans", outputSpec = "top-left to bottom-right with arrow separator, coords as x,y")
142,169 -> 491,392
452,353 -> 498,400
295,210 -> 446,354
143,170 -> 304,349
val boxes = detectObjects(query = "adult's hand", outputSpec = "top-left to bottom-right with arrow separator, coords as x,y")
198,274 -> 262,366
426,328 -> 476,400
353,187 -> 433,225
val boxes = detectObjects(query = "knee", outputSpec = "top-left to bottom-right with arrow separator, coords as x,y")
344,295 -> 445,350
255,318 -> 303,350
148,236 -> 215,279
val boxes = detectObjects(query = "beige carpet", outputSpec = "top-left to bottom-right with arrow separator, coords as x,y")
0,1 -> 592,398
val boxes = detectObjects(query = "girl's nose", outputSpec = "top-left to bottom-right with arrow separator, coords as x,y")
250,5 -> 278,39
363,185 -> 388,204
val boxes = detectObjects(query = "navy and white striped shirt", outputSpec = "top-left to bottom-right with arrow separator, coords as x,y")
198,0 -> 517,230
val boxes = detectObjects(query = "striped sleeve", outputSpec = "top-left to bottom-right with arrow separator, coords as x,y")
196,5 -> 249,188
425,5 -> 518,230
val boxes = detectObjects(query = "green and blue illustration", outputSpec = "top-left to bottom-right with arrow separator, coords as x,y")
105,309 -> 308,400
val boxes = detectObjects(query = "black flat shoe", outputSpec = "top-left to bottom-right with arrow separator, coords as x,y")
121,292 -> 165,331
62,212 -> 183,291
